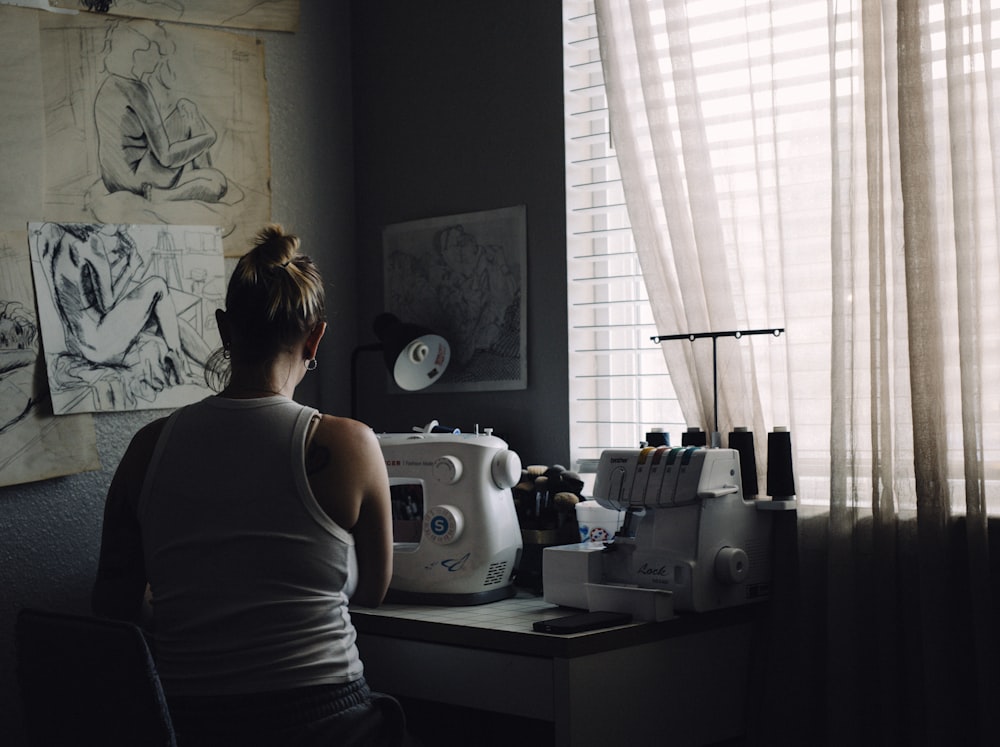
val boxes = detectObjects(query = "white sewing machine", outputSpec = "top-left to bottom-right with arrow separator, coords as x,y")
543,446 -> 773,619
378,429 -> 523,605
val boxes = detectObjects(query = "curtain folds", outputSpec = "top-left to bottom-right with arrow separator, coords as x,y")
595,0 -> 997,743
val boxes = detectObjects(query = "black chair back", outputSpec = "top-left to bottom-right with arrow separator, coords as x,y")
15,607 -> 176,747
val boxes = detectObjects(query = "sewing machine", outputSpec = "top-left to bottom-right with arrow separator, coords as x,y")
543,446 -> 773,619
378,429 -> 523,605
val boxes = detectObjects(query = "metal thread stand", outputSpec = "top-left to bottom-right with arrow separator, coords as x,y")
651,328 -> 784,438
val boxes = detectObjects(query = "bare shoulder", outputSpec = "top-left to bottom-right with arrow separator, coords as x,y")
306,415 -> 388,529
307,415 -> 384,469
312,414 -> 380,449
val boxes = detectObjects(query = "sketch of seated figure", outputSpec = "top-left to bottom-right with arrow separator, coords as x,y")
87,19 -> 244,234
32,222 -> 213,411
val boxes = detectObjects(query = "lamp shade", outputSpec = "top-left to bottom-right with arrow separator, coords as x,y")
372,313 -> 450,391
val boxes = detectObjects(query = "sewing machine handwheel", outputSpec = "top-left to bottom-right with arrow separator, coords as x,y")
714,546 -> 749,584
490,449 -> 522,489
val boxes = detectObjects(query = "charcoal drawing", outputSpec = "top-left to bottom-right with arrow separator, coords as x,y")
95,19 -> 229,205
28,221 -> 225,414
40,13 -> 270,256
0,232 -> 99,487
53,0 -> 300,32
0,299 -> 39,436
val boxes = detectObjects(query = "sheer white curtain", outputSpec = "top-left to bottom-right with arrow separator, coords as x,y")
596,0 -> 997,743
596,0 -> 830,494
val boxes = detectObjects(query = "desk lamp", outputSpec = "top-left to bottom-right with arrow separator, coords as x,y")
350,313 -> 450,420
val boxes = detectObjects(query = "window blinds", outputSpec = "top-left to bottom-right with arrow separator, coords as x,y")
564,1 -> 683,468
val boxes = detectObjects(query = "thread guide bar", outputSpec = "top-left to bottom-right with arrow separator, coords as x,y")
650,328 -> 785,438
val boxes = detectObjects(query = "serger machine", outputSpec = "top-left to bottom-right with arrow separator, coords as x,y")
543,445 -> 776,619
378,429 -> 523,605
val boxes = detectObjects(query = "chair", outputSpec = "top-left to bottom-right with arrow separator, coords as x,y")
15,607 -> 176,747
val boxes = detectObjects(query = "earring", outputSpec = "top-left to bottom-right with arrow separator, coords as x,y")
222,347 -> 231,360
305,358 -> 318,371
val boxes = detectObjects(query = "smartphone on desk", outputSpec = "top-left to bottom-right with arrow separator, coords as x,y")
532,610 -> 632,634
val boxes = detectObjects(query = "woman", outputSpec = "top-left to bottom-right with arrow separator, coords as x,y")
92,225 -> 403,746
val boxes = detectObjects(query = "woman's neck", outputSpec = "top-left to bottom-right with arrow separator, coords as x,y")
221,364 -> 297,400
219,384 -> 284,400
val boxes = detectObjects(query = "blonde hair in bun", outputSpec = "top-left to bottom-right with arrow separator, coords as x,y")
205,225 -> 326,389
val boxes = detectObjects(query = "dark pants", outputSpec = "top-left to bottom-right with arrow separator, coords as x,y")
167,677 -> 409,747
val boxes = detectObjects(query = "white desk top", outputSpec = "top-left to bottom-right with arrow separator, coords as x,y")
353,590 -> 571,635
351,586 -> 757,658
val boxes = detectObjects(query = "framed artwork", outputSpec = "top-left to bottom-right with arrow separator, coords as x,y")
382,205 -> 527,392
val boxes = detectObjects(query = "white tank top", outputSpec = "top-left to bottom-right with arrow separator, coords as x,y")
138,395 -> 362,696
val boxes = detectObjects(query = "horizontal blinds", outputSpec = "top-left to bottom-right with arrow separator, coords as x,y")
564,0 -> 682,467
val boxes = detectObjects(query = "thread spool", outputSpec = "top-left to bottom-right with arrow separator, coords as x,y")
766,427 -> 796,498
681,427 -> 707,447
645,428 -> 669,447
728,427 -> 758,498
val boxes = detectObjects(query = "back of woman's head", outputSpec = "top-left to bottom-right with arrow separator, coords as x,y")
224,224 -> 326,362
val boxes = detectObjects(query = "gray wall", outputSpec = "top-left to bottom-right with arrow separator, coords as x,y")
348,0 -> 568,466
0,1 -> 567,740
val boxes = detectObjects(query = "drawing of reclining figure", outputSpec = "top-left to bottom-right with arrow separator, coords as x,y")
0,301 -> 39,435
34,222 -> 211,406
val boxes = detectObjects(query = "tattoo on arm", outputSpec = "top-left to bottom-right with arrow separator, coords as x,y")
306,441 -> 331,475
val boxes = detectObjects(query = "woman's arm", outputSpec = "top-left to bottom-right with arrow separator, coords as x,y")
307,416 -> 393,608
92,418 -> 166,622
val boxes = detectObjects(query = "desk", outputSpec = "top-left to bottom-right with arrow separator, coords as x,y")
352,591 -> 758,747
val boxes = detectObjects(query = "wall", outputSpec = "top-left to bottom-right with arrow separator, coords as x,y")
348,0 -> 569,467
0,3 -> 355,742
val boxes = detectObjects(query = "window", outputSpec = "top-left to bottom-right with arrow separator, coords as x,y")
565,0 -> 1000,512
564,1 -> 683,470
